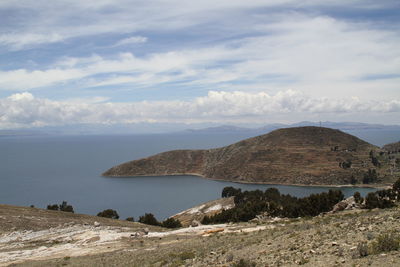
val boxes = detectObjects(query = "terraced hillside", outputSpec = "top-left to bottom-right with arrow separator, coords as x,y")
104,126 -> 398,185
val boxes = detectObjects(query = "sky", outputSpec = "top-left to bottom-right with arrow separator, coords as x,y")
0,0 -> 400,130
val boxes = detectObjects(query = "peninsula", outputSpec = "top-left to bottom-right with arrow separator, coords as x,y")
103,126 -> 399,185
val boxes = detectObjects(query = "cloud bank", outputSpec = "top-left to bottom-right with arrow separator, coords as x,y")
0,0 -> 399,127
1,90 -> 399,129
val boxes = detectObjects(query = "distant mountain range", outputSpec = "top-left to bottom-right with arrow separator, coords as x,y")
183,121 -> 400,134
1,121 -> 400,137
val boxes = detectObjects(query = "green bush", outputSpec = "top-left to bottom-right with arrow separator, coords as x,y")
97,209 -> 119,219
353,191 -> 362,204
47,204 -> 59,211
364,192 -> 395,209
364,193 -> 379,209
59,201 -> 74,213
222,186 -> 242,198
47,201 -> 74,213
138,213 -> 160,226
161,217 -> 182,228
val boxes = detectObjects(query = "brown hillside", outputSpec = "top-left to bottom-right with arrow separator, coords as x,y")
383,141 -> 400,153
103,126 -> 397,185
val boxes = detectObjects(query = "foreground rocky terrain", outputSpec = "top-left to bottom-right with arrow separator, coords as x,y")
1,203 -> 399,266
103,126 -> 400,185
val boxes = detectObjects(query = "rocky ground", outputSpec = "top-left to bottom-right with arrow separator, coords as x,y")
171,197 -> 235,227
1,203 -> 400,266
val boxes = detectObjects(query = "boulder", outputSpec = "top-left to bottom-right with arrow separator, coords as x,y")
331,196 -> 358,213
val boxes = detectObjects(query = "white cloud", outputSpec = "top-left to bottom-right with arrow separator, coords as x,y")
0,14 -> 398,101
1,90 -> 399,129
0,69 -> 86,90
0,0 -> 399,129
0,33 -> 64,50
0,0 -> 397,50
113,36 -> 148,46
0,46 -> 233,90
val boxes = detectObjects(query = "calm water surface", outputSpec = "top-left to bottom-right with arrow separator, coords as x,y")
0,132 -> 392,220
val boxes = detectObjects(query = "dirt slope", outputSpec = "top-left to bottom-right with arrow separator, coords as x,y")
4,204 -> 400,267
383,141 -> 400,153
103,126 -> 394,185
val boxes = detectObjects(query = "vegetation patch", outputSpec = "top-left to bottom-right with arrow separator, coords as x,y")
370,232 -> 400,254
177,250 -> 196,260
138,213 -> 182,228
97,209 -> 119,219
46,201 -> 74,213
203,187 -> 344,223
232,258 -> 257,267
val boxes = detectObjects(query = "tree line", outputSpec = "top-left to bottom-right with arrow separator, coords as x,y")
361,178 -> 400,209
203,178 -> 400,224
203,187 -> 344,224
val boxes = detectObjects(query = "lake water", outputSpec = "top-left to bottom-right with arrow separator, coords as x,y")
1,130 -> 397,220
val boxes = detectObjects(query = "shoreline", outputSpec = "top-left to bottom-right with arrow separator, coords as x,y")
103,173 -> 391,190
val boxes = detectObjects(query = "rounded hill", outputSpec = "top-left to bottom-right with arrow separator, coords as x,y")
103,126 -> 395,185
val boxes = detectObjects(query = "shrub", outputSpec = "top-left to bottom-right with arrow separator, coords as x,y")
371,156 -> 380,167
222,186 -> 242,198
178,251 -> 195,260
161,217 -> 182,228
340,160 -> 352,169
47,204 -> 59,211
393,178 -> 400,195
138,213 -> 160,226
232,259 -> 256,267
353,192 -> 362,204
363,169 -> 377,184
201,215 -> 211,224
364,192 -> 379,209
126,217 -> 134,222
47,201 -> 74,213
364,192 -> 395,209
356,241 -> 369,257
97,209 -> 119,219
59,201 -> 74,213
370,233 -> 400,254
350,175 -> 357,185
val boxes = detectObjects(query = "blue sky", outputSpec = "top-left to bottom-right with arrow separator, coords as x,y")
0,0 -> 399,129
